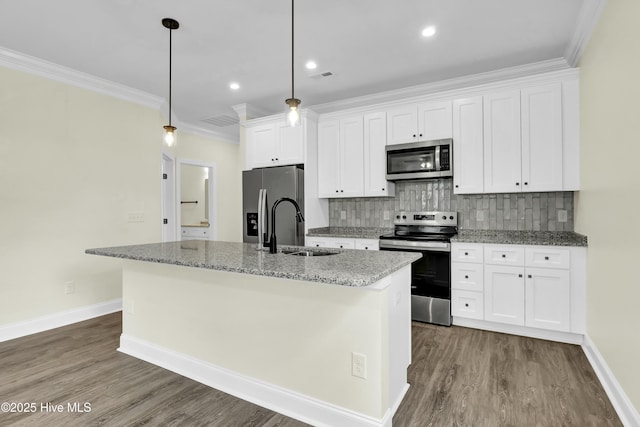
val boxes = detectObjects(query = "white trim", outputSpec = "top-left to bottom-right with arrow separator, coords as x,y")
0,299 -> 122,343
452,317 -> 584,345
176,159 -> 218,241
309,58 -> 572,116
0,46 -> 163,109
232,103 -> 272,121
179,121 -> 239,145
564,0 -> 608,67
119,334 -> 392,427
582,335 -> 640,427
161,151 -> 176,242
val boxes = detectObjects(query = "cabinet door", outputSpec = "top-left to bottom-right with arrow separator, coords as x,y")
418,100 -> 453,140
521,84 -> 563,192
484,265 -> 525,325
317,120 -> 341,197
483,91 -> 522,193
386,105 -> 418,145
452,97 -> 484,194
525,268 -> 570,332
339,116 -> 364,197
276,124 -> 304,166
363,112 -> 393,197
247,124 -> 278,168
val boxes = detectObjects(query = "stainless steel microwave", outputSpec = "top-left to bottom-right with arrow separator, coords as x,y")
386,139 -> 453,180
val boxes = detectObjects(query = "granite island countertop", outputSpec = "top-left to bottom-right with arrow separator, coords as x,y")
451,230 -> 588,247
86,240 -> 421,287
307,227 -> 393,239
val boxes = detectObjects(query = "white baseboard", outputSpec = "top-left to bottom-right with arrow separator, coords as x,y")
0,299 -> 122,343
119,334 -> 396,427
452,317 -> 585,345
582,335 -> 640,427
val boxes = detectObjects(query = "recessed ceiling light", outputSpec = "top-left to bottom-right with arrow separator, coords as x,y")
305,61 -> 317,70
229,82 -> 240,90
421,26 -> 437,38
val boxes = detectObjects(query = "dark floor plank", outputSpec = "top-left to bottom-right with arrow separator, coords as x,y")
0,314 -> 622,426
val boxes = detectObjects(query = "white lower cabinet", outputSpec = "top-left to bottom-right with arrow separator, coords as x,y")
451,242 -> 585,341
305,236 -> 378,251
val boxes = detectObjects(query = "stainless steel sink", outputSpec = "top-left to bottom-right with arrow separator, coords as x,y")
287,250 -> 338,257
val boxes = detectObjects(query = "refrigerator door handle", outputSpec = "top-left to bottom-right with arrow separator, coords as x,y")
257,189 -> 266,249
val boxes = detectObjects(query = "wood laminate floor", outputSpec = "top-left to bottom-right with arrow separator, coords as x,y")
0,313 -> 622,427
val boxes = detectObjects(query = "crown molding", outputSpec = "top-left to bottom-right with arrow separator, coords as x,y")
0,46 -> 164,109
564,0 -> 608,67
179,122 -> 239,145
309,58 -> 571,115
232,103 -> 272,121
240,108 -> 318,128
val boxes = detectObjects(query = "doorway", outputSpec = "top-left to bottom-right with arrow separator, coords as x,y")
161,152 -> 176,242
176,159 -> 217,241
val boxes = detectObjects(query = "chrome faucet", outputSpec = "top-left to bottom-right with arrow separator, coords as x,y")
269,197 -> 304,254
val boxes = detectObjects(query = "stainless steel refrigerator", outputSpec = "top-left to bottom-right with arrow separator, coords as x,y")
242,165 -> 304,247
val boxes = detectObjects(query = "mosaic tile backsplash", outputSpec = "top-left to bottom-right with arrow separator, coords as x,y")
328,180 -> 574,231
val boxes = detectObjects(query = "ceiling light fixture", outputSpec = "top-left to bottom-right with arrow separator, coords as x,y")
305,61 -> 317,70
284,0 -> 301,127
162,17 -> 179,147
229,82 -> 240,90
422,26 -> 437,38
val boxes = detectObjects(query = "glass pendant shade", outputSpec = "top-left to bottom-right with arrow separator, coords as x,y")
162,18 -> 179,147
285,98 -> 301,127
163,125 -> 177,147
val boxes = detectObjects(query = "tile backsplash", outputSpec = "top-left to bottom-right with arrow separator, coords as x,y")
328,179 -> 574,231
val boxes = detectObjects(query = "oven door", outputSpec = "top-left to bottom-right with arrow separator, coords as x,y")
379,240 -> 451,326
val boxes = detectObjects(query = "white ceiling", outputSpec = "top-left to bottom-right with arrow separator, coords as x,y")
0,0 -> 587,139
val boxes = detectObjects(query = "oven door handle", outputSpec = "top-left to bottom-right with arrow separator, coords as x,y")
379,240 -> 450,252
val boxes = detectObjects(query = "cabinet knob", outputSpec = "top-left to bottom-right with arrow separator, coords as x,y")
501,254 -> 506,258
339,245 -> 343,249
382,188 -> 385,191
419,133 -> 423,137
413,134 -> 416,138
464,275 -> 469,279
524,182 -> 528,186
455,184 -> 459,188
365,247 -> 369,250
515,182 -> 520,186
528,275 -> 532,279
544,256 -> 549,260
518,274 -> 523,278
275,158 -> 279,161
465,303 -> 469,307
464,252 -> 468,256
271,158 -> 275,161
335,190 -> 339,193
315,244 -> 320,247
340,189 -> 344,193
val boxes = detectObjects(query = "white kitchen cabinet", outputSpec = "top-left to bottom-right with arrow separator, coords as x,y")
181,226 -> 210,241
386,100 -> 452,145
317,116 -> 364,198
451,243 -> 484,263
484,264 -> 525,326
525,267 -> 570,332
452,97 -> 484,194
363,112 -> 394,197
483,90 -> 522,193
451,262 -> 483,292
306,236 -> 379,251
451,290 -> 484,320
521,84 -> 563,192
246,122 -> 304,169
451,243 -> 484,321
484,245 -> 525,266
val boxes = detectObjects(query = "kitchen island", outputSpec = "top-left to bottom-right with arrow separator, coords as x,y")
86,240 -> 421,427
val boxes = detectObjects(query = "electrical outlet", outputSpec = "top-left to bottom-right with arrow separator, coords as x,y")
476,211 -> 484,221
340,211 -> 347,220
352,352 -> 367,379
557,210 -> 568,223
64,281 -> 75,295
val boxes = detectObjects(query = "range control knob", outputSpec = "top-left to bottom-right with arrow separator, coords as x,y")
396,215 -> 400,219
402,215 -> 407,219
442,215 -> 447,220
449,216 -> 454,220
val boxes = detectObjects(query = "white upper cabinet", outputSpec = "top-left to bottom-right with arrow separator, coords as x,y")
452,97 -> 484,194
246,122 -> 304,169
386,101 -> 452,145
363,112 -> 394,197
317,116 -> 364,198
483,90 -> 522,193
521,83 -> 563,192
418,100 -> 453,141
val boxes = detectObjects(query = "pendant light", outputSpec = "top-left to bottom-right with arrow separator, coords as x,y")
284,0 -> 301,127
162,18 -> 179,146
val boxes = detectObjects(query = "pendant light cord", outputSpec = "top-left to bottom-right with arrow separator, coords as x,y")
291,0 -> 294,100
169,27 -> 173,127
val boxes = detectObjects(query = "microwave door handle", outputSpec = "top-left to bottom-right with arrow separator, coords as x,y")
435,145 -> 441,171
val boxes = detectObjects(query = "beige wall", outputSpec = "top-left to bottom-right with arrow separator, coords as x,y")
175,133 -> 241,242
0,66 -> 241,326
576,0 -> 640,412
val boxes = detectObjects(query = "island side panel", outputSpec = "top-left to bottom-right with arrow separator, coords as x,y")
119,261 -> 405,420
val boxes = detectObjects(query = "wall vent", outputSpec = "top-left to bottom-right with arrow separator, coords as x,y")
309,71 -> 334,79
200,115 -> 239,127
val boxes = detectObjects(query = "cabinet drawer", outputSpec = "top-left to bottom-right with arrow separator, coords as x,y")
451,262 -> 484,292
484,245 -> 525,266
452,290 -> 484,320
305,237 -> 328,248
330,240 -> 355,250
451,243 -> 484,263
525,246 -> 570,269
355,239 -> 379,251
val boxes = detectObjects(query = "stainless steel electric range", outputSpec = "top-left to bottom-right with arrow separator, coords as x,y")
379,211 -> 458,326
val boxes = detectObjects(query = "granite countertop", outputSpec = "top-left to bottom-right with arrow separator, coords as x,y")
85,241 -> 421,287
451,230 -> 588,247
307,227 -> 393,239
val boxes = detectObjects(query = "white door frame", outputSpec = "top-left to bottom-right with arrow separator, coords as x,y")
161,151 -> 176,242
176,158 -> 218,241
